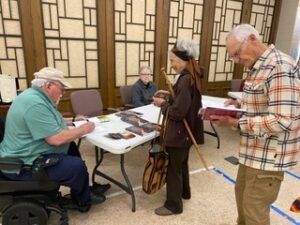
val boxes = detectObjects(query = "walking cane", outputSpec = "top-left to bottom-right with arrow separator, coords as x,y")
160,68 -> 209,171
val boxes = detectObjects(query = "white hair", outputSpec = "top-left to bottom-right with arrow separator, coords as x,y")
176,38 -> 199,59
226,24 -> 261,43
31,78 -> 49,88
139,66 -> 152,74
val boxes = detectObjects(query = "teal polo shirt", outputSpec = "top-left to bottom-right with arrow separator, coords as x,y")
0,86 -> 69,166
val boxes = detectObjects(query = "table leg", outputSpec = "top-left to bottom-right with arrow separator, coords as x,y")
204,121 -> 220,149
92,149 -> 136,212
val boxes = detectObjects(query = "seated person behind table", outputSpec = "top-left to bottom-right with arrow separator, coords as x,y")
0,67 -> 108,212
131,66 -> 157,107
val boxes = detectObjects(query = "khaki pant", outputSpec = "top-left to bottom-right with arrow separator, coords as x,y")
235,164 -> 283,225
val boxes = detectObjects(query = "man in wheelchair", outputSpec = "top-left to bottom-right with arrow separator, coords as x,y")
0,67 -> 108,224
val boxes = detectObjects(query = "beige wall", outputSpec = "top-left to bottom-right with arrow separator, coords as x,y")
276,0 -> 300,60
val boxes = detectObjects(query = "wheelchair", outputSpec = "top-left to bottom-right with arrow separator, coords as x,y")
0,119 -> 68,225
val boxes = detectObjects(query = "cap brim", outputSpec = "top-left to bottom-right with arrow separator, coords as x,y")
60,80 -> 72,88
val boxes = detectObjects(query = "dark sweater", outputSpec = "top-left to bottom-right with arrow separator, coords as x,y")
131,79 -> 157,107
161,70 -> 204,147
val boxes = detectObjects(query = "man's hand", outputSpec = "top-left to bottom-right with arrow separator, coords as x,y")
74,114 -> 88,121
79,121 -> 95,134
210,115 -> 239,128
224,99 -> 241,108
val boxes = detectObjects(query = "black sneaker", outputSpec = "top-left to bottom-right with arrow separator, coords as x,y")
59,195 -> 91,213
90,191 -> 106,204
90,182 -> 111,195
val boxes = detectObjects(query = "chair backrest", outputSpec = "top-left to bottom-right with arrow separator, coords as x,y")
120,85 -> 133,108
231,79 -> 243,91
70,89 -> 103,117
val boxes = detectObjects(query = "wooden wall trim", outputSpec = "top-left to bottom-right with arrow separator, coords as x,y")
269,0 -> 282,44
105,0 -> 116,107
154,0 -> 170,89
232,0 -> 253,79
19,0 -> 46,85
200,0 -> 216,93
98,0 -> 109,108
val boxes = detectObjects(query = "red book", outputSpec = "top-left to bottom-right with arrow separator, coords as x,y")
199,107 -> 244,120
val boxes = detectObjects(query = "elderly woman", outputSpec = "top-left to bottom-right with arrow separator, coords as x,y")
152,39 -> 204,216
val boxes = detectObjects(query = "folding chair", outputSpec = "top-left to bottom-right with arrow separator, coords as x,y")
119,85 -> 134,109
70,89 -> 104,161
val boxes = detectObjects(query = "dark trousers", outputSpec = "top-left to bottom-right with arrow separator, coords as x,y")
5,142 -> 91,202
164,146 -> 190,213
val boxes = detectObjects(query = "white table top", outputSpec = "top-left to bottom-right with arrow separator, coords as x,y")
85,104 -> 161,154
84,96 -> 231,154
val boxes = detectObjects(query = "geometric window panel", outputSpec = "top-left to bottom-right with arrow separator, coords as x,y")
241,0 -> 276,78
250,0 -> 275,43
167,0 -> 204,80
0,0 -> 27,90
41,0 -> 99,88
208,0 -> 242,82
114,0 -> 156,87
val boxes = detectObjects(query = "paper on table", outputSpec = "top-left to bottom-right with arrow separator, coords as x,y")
72,117 -> 100,127
73,117 -> 107,134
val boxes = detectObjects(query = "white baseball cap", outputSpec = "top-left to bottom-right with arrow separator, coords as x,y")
33,67 -> 72,88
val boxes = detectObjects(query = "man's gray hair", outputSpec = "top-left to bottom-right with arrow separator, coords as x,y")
139,66 -> 152,74
175,38 -> 199,59
226,24 -> 261,43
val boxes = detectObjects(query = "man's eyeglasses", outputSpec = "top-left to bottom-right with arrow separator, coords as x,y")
50,82 -> 65,94
140,73 -> 151,76
229,41 -> 245,60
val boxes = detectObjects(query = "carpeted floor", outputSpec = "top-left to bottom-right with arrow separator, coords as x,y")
49,121 -> 300,225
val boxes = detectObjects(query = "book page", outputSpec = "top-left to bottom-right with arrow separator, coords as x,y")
202,99 -> 245,112
0,74 -> 17,103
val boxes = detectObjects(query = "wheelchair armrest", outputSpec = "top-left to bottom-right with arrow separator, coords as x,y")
0,157 -> 23,171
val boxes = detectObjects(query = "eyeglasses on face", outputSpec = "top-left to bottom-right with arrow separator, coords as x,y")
50,82 -> 65,93
229,41 -> 245,60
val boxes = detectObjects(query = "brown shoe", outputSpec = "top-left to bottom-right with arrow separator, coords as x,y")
154,206 -> 178,216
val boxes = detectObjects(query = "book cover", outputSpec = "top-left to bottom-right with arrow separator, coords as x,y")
105,132 -> 136,140
140,122 -> 160,133
121,115 -> 148,126
199,107 -> 244,120
125,125 -> 145,136
115,110 -> 143,117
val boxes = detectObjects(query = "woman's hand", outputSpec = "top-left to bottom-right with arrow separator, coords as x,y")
154,90 -> 170,99
152,96 -> 166,107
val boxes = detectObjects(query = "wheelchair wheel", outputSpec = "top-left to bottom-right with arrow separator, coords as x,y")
2,201 -> 48,225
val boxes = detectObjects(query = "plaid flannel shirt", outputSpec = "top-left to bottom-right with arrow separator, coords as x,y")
239,44 -> 300,171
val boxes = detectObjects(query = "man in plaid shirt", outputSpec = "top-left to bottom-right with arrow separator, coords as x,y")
211,24 -> 300,225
